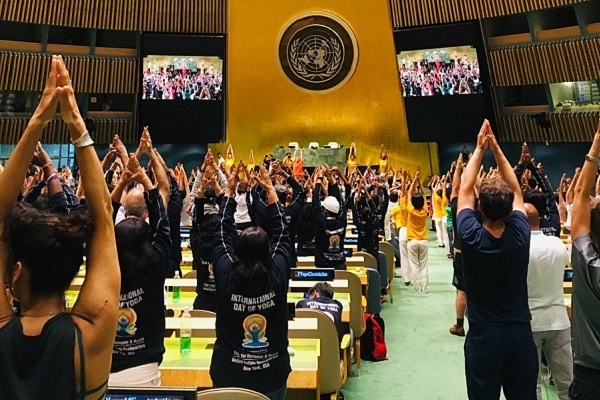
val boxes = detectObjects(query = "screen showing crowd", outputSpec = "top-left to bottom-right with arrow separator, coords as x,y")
142,56 -> 223,100
397,45 -> 482,97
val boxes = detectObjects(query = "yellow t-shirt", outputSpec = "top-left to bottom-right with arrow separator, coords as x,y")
225,157 -> 235,171
399,197 -> 408,228
407,201 -> 429,240
347,158 -> 358,174
379,158 -> 388,174
432,191 -> 447,219
390,204 -> 402,229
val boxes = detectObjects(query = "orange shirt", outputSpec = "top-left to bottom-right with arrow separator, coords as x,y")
407,201 -> 428,240
292,157 -> 303,177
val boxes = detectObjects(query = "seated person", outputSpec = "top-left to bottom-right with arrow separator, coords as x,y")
296,282 -> 343,340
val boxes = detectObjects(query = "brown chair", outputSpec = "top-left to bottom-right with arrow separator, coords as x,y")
183,270 -> 197,279
352,251 -> 378,269
290,309 -> 350,399
196,387 -> 269,399
378,241 -> 395,303
188,309 -> 216,337
335,270 -> 365,376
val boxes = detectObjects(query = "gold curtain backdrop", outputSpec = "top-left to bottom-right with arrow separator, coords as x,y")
226,0 -> 438,175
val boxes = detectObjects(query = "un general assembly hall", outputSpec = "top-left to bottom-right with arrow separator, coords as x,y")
0,0 -> 599,400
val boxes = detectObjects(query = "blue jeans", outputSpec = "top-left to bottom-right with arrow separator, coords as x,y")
264,385 -> 287,400
465,323 -> 538,400
570,364 -> 600,399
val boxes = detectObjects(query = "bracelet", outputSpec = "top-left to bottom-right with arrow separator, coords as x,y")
42,162 -> 54,170
46,173 -> 59,184
585,154 -> 599,163
72,130 -> 95,148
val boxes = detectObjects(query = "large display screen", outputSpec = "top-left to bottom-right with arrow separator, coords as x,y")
394,22 -> 494,142
142,56 -> 223,101
398,45 -> 482,97
139,34 -> 225,144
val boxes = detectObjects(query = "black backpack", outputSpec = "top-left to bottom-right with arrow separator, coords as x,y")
360,313 -> 387,361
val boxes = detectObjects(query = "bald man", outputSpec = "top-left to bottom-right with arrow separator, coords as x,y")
125,187 -> 149,219
524,203 -> 572,400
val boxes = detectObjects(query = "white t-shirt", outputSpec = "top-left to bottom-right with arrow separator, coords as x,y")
527,230 -> 570,332
234,191 -> 252,224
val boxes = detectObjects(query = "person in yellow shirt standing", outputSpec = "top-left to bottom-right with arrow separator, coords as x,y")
391,170 -> 411,285
432,175 -> 449,248
406,171 -> 429,293
378,144 -> 389,175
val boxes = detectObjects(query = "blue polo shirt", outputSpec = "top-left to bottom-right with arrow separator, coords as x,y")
457,208 -> 531,325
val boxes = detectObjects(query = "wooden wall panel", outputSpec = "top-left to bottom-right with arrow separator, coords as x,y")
390,0 -> 588,29
490,37 -> 600,86
499,112 -> 600,143
0,117 -> 135,144
1,0 -> 225,32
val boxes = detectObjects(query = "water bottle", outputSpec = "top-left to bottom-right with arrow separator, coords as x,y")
180,306 -> 192,353
172,271 -> 181,303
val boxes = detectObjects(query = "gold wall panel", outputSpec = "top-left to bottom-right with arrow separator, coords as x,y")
490,37 -> 600,87
389,0 -> 588,29
227,0 -> 437,174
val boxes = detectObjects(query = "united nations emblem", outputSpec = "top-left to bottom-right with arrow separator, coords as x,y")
279,14 -> 358,91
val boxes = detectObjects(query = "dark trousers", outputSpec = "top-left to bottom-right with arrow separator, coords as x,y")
569,364 -> 600,399
465,323 -> 538,400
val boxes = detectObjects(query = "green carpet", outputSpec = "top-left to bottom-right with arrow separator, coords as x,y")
341,231 -> 560,400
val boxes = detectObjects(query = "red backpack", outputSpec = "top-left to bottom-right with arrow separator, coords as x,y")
360,313 -> 387,361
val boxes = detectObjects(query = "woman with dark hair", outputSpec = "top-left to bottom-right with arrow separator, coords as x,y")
0,56 -> 120,399
210,162 -> 291,400
108,137 -> 171,386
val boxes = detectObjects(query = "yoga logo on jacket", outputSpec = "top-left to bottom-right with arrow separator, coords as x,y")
242,314 -> 269,348
116,308 -> 137,337
328,234 -> 341,252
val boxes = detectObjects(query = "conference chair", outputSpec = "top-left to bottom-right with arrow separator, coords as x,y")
290,309 -> 350,399
183,270 -> 197,279
335,270 -> 365,376
288,141 -> 300,149
326,142 -> 340,149
352,251 -> 378,269
308,141 -> 320,149
189,309 -> 216,337
196,388 -> 269,399
378,241 -> 396,303
365,268 -> 382,315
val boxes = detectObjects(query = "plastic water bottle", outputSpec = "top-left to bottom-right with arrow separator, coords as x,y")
172,271 -> 181,303
180,306 -> 192,353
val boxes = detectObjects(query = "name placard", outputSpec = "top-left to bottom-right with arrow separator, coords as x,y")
291,268 -> 335,281
344,237 -> 358,244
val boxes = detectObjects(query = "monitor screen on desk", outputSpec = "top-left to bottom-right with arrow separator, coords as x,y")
343,248 -> 353,257
564,269 -> 573,282
107,387 -> 197,400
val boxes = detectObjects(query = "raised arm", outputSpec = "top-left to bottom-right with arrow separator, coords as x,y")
571,119 -> 600,240
457,120 -> 488,215
486,122 -> 524,214
56,57 -> 120,392
0,57 -> 62,326
450,153 -> 464,201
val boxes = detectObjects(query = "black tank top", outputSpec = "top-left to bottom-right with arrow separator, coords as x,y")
0,313 -> 105,400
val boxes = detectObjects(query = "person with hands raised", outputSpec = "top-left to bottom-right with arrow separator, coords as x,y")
456,120 -> 537,400
312,162 -> 348,270
211,163 -> 291,400
406,170 -> 429,294
567,118 -> 600,399
0,55 -> 120,400
109,148 -> 171,387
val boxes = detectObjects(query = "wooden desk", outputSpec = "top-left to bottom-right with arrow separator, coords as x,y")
564,281 -> 572,294
165,316 -> 318,331
160,337 -> 320,398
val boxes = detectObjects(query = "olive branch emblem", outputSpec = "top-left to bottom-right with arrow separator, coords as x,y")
289,36 -> 343,81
